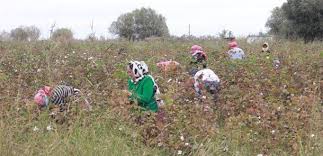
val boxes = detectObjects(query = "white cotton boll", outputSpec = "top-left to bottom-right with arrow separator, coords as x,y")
180,135 -> 184,141
33,126 -> 39,132
46,125 -> 53,131
177,150 -> 182,155
49,112 -> 56,116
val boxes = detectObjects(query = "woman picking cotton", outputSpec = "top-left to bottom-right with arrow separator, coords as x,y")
226,38 -> 246,60
188,45 -> 208,76
262,42 -> 270,53
34,84 -> 91,112
125,61 -> 158,112
192,68 -> 220,102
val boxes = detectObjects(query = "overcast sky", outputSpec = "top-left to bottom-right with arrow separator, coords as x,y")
0,0 -> 286,39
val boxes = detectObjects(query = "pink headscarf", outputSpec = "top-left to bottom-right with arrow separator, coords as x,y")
191,45 -> 203,54
34,86 -> 51,107
228,41 -> 238,49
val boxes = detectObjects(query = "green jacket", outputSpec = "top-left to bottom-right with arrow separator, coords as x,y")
128,76 -> 158,112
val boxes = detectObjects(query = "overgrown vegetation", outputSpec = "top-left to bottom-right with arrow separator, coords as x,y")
0,39 -> 321,155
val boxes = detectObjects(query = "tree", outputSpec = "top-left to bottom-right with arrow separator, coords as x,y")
51,28 -> 74,41
25,26 -> 40,41
109,7 -> 169,41
0,31 -> 11,41
10,27 -> 28,41
266,0 -> 323,43
218,29 -> 234,39
109,13 -> 134,40
283,0 -> 322,43
266,7 -> 297,39
9,26 -> 40,41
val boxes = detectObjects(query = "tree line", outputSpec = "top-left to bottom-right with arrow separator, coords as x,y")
266,0 -> 323,43
0,26 -> 74,42
1,3 -> 322,43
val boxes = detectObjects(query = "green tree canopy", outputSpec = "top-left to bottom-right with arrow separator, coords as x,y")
109,8 -> 169,41
51,28 -> 74,41
266,0 -> 323,43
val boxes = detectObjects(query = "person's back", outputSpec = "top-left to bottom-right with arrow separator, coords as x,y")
193,68 -> 220,97
227,47 -> 245,60
140,61 -> 164,106
227,38 -> 245,60
128,75 -> 158,112
194,69 -> 220,84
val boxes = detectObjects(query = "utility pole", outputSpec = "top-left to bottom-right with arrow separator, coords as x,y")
188,24 -> 191,36
90,19 -> 94,34
49,21 -> 56,39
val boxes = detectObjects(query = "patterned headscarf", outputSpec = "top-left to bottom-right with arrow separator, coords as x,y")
128,61 -> 144,83
140,61 -> 149,74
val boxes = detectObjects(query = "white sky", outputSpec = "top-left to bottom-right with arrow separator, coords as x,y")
0,0 -> 286,39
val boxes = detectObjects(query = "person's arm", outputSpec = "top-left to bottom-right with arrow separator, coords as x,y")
128,79 -> 135,101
